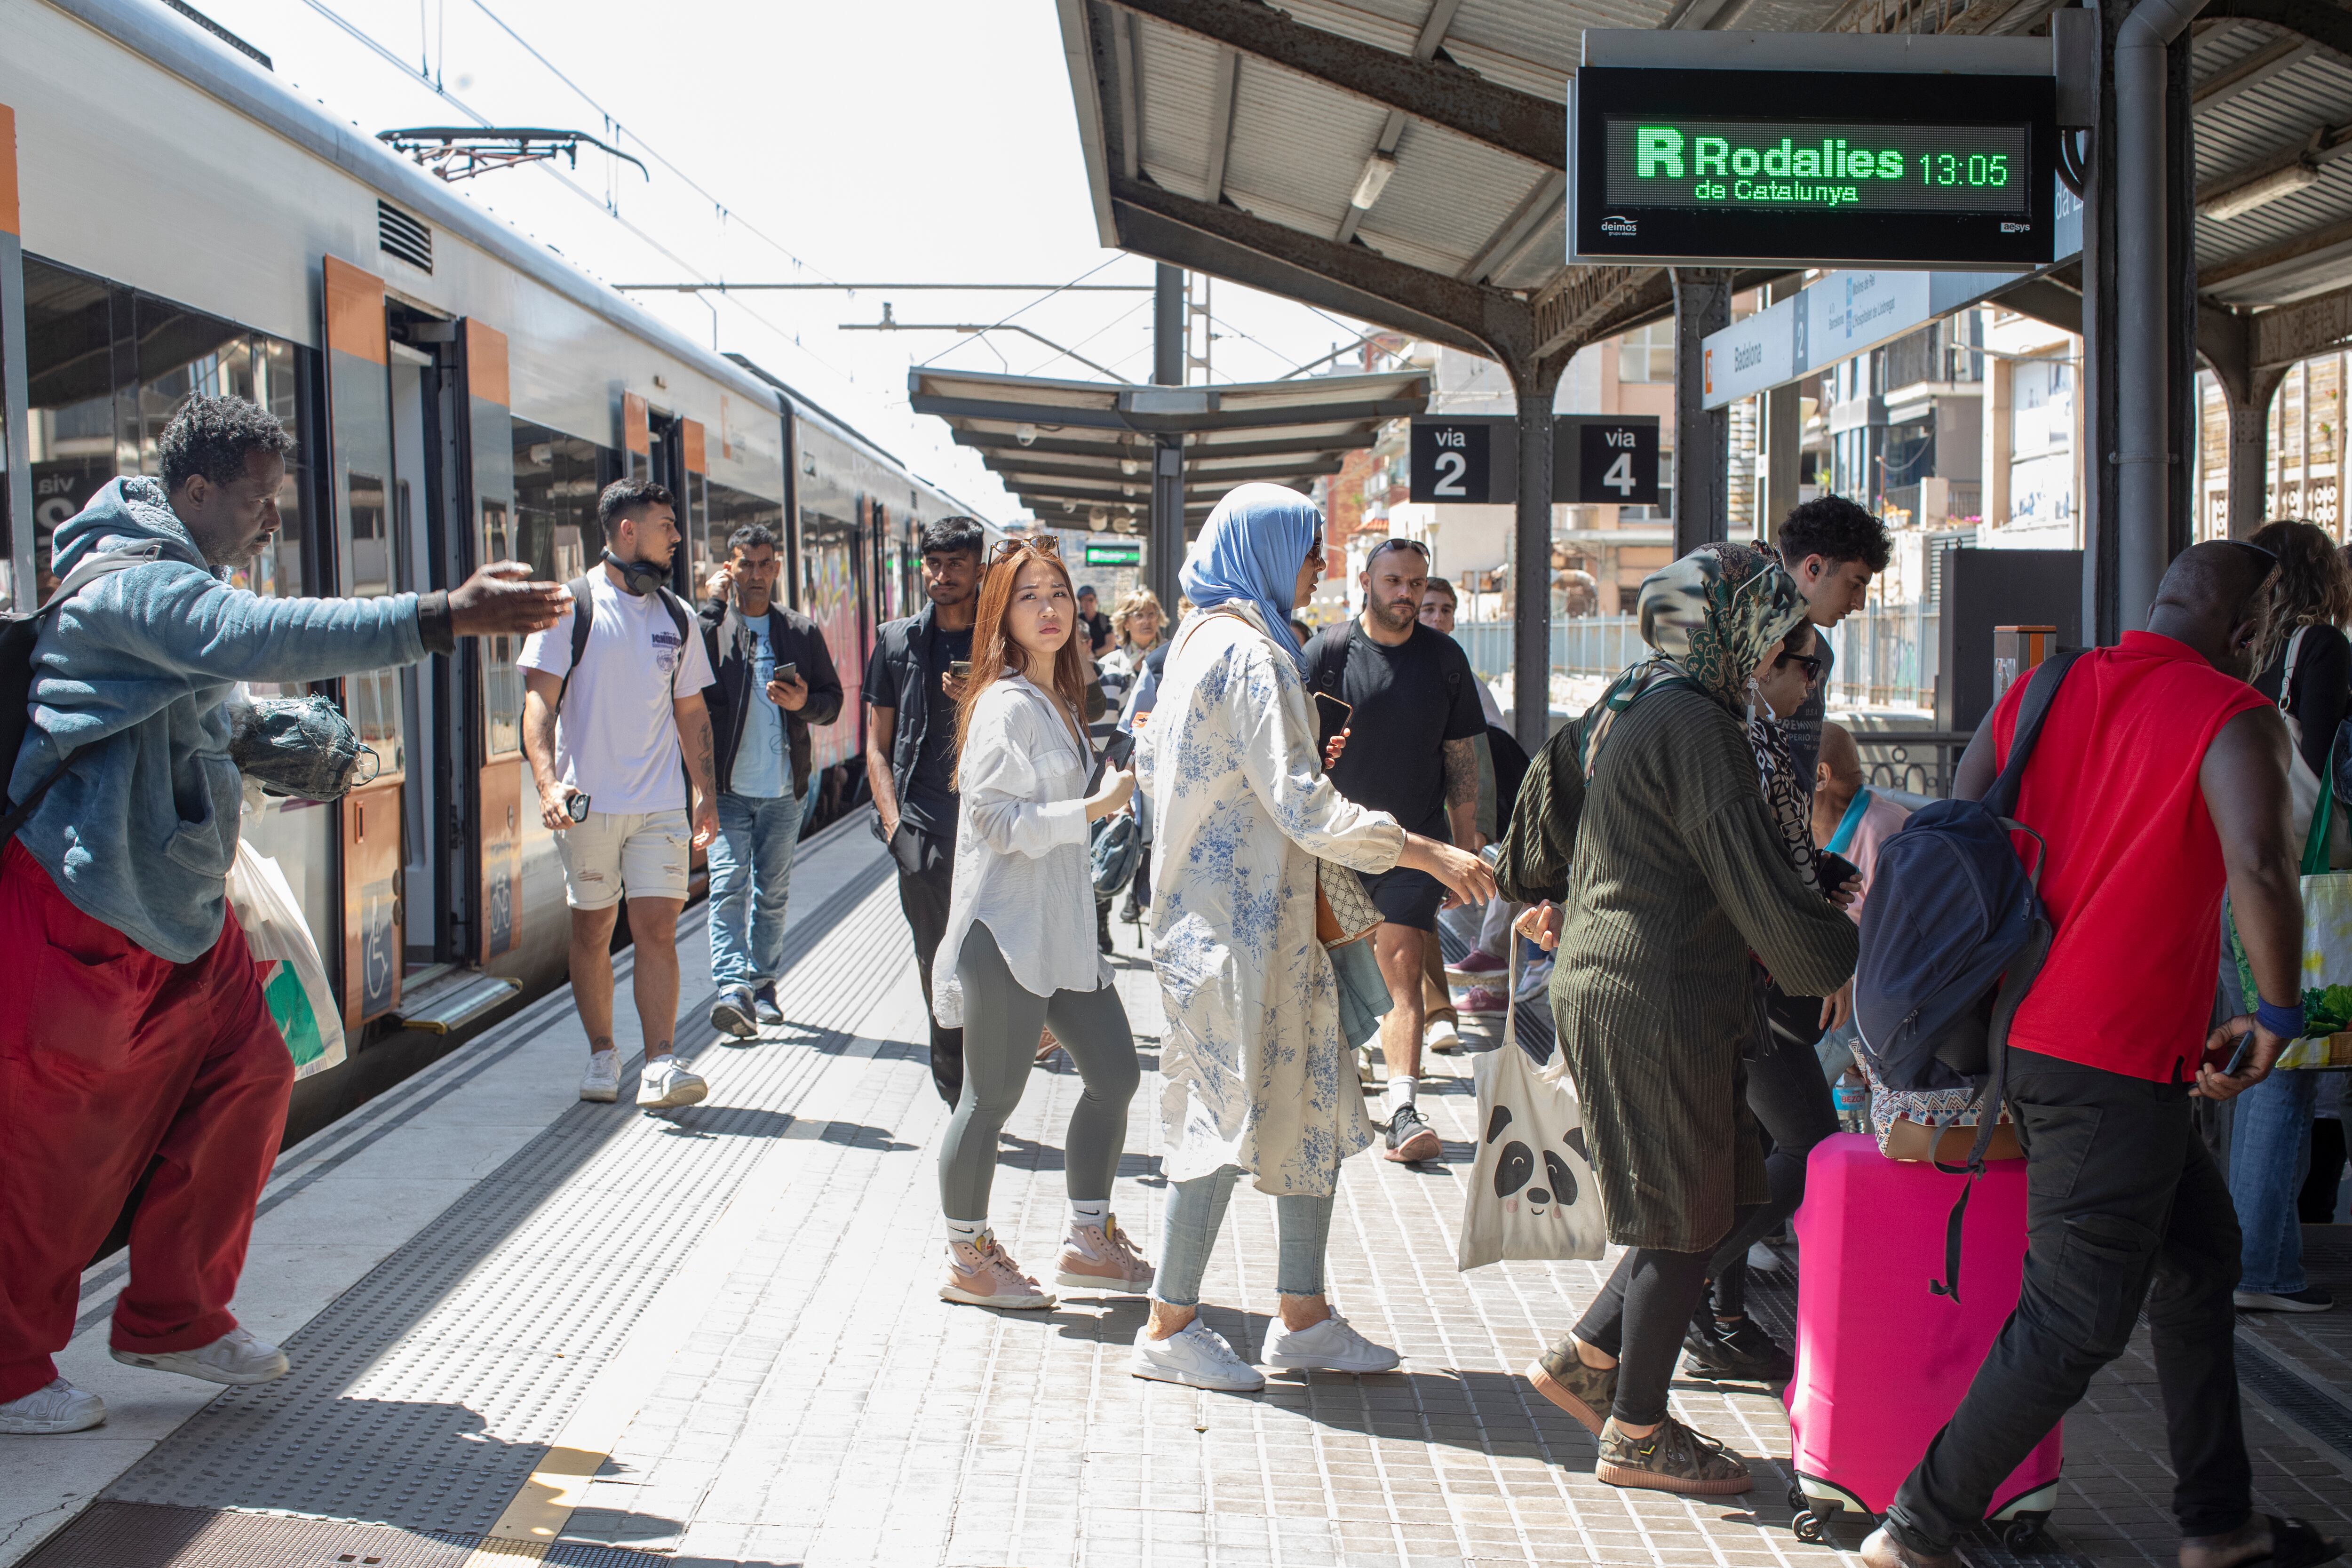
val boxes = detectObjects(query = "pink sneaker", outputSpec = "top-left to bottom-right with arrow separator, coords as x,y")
941,1236 -> 1055,1310
1055,1215 -> 1155,1294
1446,949 -> 1506,984
1457,986 -> 1511,1018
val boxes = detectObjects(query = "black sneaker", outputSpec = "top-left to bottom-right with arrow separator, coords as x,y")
1097,902 -> 1115,955
753,984 -> 784,1027
1683,1313 -> 1795,1381
709,985 -> 757,1041
1384,1103 -> 1442,1163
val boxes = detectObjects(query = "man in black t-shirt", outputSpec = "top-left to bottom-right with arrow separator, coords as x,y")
1076,585 -> 1113,658
1307,538 -> 1485,1163
863,517 -> 982,1104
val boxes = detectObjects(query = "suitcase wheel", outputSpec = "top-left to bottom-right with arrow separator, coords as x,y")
1793,1509 -> 1829,1544
1787,1484 -> 1805,1512
2001,1515 -> 2046,1551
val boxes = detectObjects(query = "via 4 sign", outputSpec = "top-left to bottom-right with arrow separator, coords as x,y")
1409,415 -> 1661,506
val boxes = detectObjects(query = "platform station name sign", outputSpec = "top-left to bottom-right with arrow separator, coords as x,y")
1569,32 -> 2060,269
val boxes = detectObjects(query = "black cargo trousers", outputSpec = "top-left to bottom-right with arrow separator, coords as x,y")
887,819 -> 963,1106
1884,1048 -> 2250,1552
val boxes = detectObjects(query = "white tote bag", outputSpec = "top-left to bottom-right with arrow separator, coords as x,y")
225,838 -> 348,1080
1458,945 -> 1607,1270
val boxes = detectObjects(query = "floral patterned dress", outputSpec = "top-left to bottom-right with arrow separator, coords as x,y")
1138,604 -> 1406,1196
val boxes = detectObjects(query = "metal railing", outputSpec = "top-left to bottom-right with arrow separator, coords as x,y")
1849,731 -> 1972,797
1455,604 -> 1941,715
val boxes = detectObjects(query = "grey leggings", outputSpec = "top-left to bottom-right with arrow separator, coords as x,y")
939,922 -> 1139,1223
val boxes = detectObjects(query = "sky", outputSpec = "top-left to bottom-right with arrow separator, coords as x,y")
191,0 -> 1389,519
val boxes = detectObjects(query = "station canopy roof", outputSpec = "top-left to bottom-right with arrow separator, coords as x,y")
1052,0 -> 2352,390
907,365 -> 1429,532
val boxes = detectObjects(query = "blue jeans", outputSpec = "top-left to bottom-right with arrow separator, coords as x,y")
707,790 -> 803,991
1152,1165 -> 1335,1307
2228,1066 -> 2317,1295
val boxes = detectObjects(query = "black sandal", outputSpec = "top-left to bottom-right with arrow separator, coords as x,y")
2243,1516 -> 2343,1568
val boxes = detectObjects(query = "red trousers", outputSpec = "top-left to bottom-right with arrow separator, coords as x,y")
0,839 -> 294,1402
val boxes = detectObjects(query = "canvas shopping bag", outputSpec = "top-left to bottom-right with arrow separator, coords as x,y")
225,838 -> 348,1079
1458,943 -> 1606,1269
2234,783 -> 2352,1070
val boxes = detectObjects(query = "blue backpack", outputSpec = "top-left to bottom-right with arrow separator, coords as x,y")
1853,650 -> 2079,1297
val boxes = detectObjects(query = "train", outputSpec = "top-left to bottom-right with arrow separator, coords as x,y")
0,0 -> 994,1134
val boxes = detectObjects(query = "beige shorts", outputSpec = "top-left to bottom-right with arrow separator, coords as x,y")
555,809 -> 691,910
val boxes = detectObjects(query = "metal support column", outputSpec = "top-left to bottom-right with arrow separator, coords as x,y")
1670,268 -> 1733,557
1759,277 -> 1804,544
1149,264 -> 1185,618
1509,356 -> 1565,754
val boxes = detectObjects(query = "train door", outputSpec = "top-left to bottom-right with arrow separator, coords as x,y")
322,258 -> 403,1033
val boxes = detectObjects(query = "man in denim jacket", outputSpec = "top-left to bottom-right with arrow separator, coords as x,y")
0,396 -> 566,1436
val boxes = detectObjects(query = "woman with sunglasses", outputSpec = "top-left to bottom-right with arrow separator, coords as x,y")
1130,484 -> 1494,1391
929,536 -> 1153,1311
1678,619 -> 1859,1384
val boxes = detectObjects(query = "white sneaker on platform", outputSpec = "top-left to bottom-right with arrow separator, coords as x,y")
637,1056 -> 707,1109
579,1050 -> 620,1103
1261,1312 -> 1400,1374
0,1378 -> 104,1433
112,1325 -> 287,1386
1130,1320 -> 1264,1392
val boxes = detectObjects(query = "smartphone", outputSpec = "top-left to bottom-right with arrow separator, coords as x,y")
2224,1033 -> 2257,1078
1088,729 -> 1137,795
773,662 -> 797,684
566,791 -> 592,822
950,660 -> 972,679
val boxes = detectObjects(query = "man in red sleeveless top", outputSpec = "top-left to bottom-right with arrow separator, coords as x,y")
1867,544 -> 2340,1568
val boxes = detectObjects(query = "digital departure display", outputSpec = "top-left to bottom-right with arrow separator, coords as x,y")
1569,64 -> 2058,269
1602,120 -> 2030,214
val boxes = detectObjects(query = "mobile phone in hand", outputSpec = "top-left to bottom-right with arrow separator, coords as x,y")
1088,729 -> 1137,795
950,660 -> 972,679
774,662 -> 797,684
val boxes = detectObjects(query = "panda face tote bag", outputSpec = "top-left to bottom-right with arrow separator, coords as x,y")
1458,945 -> 1607,1270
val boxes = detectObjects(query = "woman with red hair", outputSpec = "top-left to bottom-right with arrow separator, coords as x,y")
929,537 -> 1152,1311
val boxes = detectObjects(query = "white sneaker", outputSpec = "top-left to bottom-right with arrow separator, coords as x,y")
1130,1319 -> 1264,1392
111,1325 -> 287,1386
1513,955 -> 1555,1003
0,1378 -> 104,1433
579,1050 -> 620,1103
1424,1016 -> 1461,1054
637,1056 -> 707,1109
1261,1311 -> 1400,1374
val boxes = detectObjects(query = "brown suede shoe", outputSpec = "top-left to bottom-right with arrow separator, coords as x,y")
1593,1416 -> 1753,1496
1523,1335 -> 1617,1436
1859,1526 -> 1962,1568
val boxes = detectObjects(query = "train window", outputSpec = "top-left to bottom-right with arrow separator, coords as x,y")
344,471 -> 404,779
19,256 -> 311,602
512,418 -> 610,582
705,478 -> 783,584
480,499 -> 525,758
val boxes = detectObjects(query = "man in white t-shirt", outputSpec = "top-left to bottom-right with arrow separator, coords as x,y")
518,479 -> 720,1110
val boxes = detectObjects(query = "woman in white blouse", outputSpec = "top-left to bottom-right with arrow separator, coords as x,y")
930,537 -> 1151,1312
1131,484 -> 1494,1391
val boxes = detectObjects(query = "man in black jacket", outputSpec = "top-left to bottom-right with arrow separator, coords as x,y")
698,523 -> 842,1039
864,516 -> 983,1103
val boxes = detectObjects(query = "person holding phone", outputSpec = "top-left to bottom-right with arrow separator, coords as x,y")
1857,542 -> 2328,1568
1131,484 -> 1494,1391
928,537 -> 1151,1310
863,517 -> 984,1104
696,523 -> 842,1040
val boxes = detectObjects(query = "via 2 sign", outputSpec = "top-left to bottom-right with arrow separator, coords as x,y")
1409,420 -> 1491,503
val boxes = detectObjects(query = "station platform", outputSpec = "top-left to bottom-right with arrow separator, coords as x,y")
4,822 -> 2349,1568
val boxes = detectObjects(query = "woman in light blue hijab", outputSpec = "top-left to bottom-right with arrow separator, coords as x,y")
1179,482 -> 1322,674
1128,484 -> 1493,1394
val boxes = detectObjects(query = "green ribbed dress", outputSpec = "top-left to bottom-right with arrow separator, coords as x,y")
1539,683 -> 1859,1252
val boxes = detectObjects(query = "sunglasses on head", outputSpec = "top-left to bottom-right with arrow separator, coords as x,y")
989,534 -> 1061,564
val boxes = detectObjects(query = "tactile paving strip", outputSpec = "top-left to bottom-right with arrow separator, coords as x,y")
20,1501 -> 475,1568
94,854 -> 904,1538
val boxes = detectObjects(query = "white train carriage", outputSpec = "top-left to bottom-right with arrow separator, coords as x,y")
0,0 -> 983,1137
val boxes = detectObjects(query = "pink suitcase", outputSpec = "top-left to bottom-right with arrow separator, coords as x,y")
1783,1133 -> 2063,1549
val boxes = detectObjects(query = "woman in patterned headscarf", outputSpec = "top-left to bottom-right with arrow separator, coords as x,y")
1510,544 -> 1860,1498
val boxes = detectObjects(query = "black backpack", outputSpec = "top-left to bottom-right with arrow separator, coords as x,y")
1853,650 -> 2080,1297
1,543 -> 166,841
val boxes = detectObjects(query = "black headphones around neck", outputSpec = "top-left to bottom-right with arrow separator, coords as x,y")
601,548 -> 667,598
